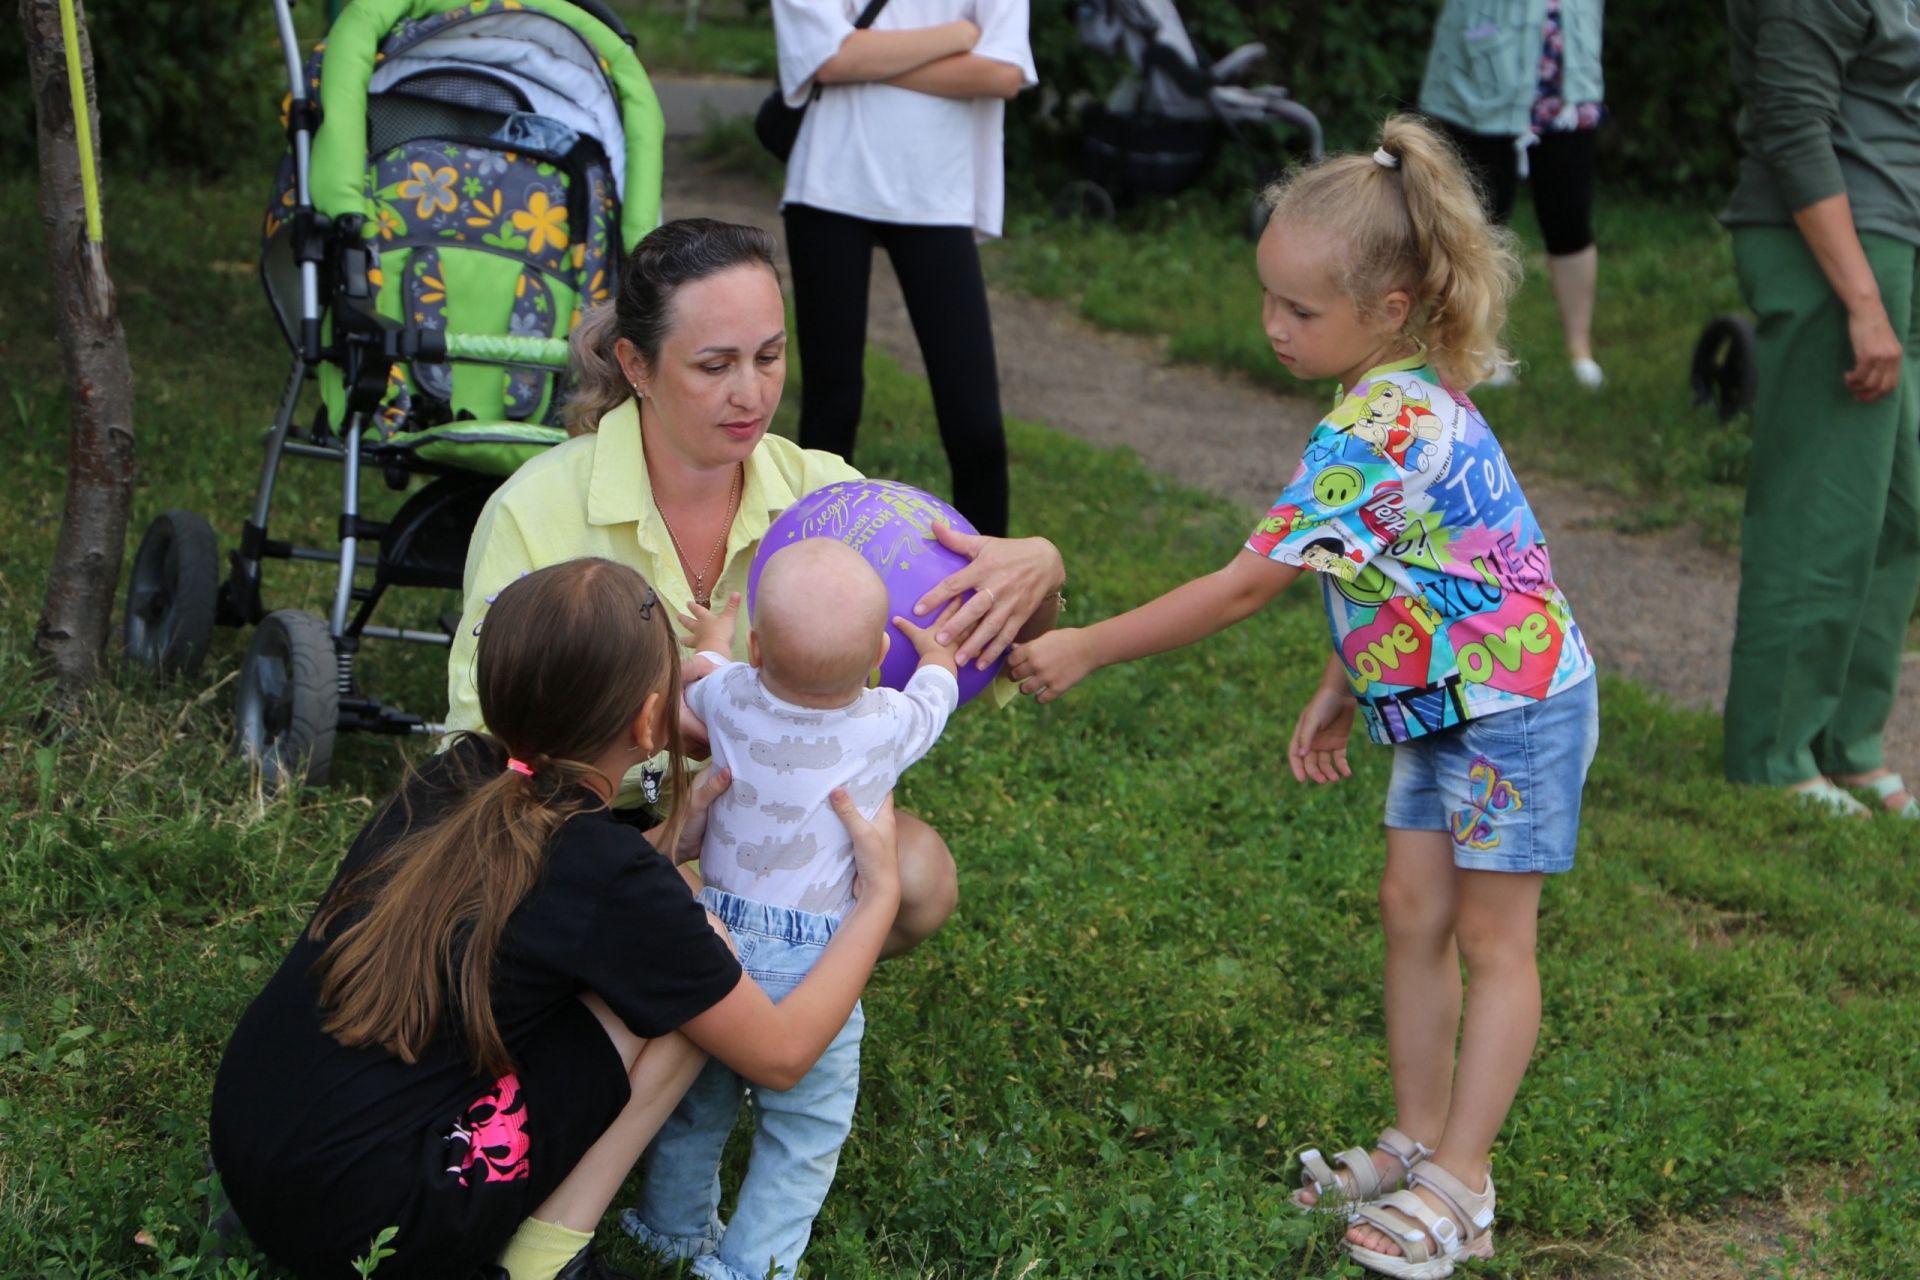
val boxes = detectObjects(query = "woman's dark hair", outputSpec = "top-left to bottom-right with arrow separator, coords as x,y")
309,558 -> 690,1075
565,217 -> 781,433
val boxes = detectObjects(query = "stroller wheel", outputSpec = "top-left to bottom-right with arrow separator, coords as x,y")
1690,314 -> 1758,421
124,510 -> 219,679
233,610 -> 338,791
1246,193 -> 1273,242
1053,179 -> 1116,224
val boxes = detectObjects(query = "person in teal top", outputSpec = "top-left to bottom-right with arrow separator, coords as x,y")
1421,0 -> 1608,389
1008,116 -> 1600,1278
1720,0 -> 1920,820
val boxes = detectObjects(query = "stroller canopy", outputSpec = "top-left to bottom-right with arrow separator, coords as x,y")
1075,0 -> 1211,120
312,0 -> 662,245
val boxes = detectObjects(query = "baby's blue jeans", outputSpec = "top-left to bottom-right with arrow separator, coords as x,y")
621,888 -> 863,1280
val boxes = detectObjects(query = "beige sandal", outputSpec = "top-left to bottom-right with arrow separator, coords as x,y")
1291,1126 -> 1432,1213
1347,1159 -> 1496,1278
1852,773 -> 1920,819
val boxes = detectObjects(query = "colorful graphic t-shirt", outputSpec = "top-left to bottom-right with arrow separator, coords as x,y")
1246,355 -> 1594,745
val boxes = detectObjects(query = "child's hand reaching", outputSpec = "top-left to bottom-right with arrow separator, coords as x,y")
1289,682 -> 1356,783
1007,627 -> 1097,703
892,601 -> 963,677
679,592 -> 742,660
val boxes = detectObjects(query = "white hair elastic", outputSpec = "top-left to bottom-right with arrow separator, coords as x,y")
1373,147 -> 1399,169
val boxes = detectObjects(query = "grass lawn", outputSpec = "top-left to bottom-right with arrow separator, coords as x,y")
606,2 -> 778,80
3,168 -> 1918,1280
988,192 -> 1755,544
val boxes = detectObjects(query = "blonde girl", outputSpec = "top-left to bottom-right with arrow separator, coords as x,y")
1009,116 -> 1599,1278
211,558 -> 901,1280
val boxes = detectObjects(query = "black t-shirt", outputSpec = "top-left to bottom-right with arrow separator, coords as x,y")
210,738 -> 742,1271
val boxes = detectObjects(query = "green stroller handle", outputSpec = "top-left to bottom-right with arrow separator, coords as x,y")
439,333 -> 572,368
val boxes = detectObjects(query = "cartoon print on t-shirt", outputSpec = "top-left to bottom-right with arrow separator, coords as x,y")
842,768 -> 893,811
737,830 -> 821,878
1244,359 -> 1593,745
1299,537 -> 1363,582
759,800 -> 806,825
748,735 -> 845,774
1350,383 -> 1444,469
1248,501 -> 1326,558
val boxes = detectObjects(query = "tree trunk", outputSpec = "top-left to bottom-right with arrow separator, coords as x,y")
22,0 -> 136,695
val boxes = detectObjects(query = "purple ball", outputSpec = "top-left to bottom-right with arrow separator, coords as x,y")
747,480 -> 1003,705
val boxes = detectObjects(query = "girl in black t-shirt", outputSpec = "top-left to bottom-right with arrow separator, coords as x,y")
210,558 -> 902,1280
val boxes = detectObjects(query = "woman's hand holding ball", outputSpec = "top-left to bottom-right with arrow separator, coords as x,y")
911,523 -> 1066,670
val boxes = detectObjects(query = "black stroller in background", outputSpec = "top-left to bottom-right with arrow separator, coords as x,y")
1059,0 -> 1322,231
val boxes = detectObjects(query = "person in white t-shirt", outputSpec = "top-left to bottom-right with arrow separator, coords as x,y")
773,0 -> 1037,538
621,537 -> 960,1280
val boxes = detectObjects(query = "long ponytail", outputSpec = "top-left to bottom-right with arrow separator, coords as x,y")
1262,115 -> 1521,388
310,559 -> 690,1075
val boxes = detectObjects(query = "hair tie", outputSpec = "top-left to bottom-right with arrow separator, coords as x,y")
506,758 -> 535,777
1373,147 -> 1399,169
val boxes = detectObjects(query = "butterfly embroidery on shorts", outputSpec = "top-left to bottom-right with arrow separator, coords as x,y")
1451,754 -> 1523,850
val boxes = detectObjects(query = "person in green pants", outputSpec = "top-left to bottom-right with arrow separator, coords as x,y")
1721,0 -> 1920,819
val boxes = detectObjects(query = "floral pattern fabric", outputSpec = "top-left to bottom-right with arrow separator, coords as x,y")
1247,355 -> 1596,745
261,5 -> 625,437
370,138 -> 576,279
1532,0 -> 1605,133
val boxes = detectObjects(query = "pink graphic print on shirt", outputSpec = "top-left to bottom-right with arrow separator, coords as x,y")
446,1073 -> 532,1185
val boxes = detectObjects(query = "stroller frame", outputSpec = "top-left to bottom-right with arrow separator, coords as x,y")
1058,0 -> 1322,231
123,0 -> 659,786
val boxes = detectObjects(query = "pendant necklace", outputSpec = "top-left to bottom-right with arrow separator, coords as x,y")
652,463 -> 742,608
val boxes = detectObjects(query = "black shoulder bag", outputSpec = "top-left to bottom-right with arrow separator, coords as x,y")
754,0 -> 892,162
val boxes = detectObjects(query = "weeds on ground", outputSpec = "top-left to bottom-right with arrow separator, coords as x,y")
4,176 -> 1919,1278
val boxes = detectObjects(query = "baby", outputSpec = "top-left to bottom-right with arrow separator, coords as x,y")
622,537 -> 959,1280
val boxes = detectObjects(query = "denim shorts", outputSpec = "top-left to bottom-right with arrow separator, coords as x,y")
1383,676 -> 1599,874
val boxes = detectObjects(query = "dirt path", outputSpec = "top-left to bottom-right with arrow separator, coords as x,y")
659,136 -> 1919,783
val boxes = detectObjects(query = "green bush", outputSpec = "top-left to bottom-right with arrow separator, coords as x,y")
3,0 -> 284,179
1017,0 -> 1741,202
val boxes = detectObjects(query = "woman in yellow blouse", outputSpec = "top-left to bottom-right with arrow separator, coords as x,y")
448,218 -> 1066,953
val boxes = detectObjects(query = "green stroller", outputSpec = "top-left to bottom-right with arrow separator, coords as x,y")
123,0 -> 662,786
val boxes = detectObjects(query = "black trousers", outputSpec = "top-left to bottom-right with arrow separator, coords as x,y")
1439,121 -> 1597,257
783,202 -> 1010,537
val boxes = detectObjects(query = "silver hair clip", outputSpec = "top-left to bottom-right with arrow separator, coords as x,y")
638,585 -> 658,620
1373,147 -> 1399,169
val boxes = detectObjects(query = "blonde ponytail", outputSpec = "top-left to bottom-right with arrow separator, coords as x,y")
1262,115 -> 1521,388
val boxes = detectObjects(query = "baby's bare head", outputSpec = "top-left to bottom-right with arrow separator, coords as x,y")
754,540 -> 890,698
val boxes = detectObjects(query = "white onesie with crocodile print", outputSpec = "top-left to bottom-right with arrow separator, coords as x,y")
687,656 -> 958,918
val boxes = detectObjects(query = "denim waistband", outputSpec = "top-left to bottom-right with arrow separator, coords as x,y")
699,887 -> 842,946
